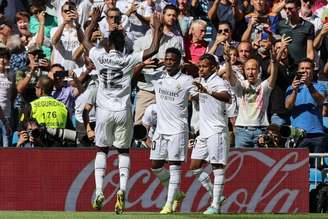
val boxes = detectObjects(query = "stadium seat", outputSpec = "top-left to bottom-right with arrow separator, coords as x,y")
310,168 -> 323,191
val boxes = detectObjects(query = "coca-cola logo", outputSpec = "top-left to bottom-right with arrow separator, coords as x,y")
64,149 -> 308,213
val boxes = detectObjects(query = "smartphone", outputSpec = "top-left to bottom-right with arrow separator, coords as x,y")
295,72 -> 303,80
55,71 -> 69,79
258,15 -> 269,24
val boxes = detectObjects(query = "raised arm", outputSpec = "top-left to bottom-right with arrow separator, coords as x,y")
76,6 -> 103,54
35,11 -> 45,48
267,48 -> 278,89
142,13 -> 163,61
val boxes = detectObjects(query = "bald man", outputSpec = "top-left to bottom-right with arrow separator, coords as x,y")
227,57 -> 278,148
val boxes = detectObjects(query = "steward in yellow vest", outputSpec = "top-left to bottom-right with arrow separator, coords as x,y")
22,75 -> 68,128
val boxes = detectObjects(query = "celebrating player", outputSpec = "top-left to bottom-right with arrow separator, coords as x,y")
135,47 -> 196,214
76,6 -> 163,214
190,53 -> 231,214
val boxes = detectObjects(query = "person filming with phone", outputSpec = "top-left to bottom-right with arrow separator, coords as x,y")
285,58 -> 328,152
51,1 -> 83,70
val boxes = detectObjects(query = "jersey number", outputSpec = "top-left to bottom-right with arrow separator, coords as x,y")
100,69 -> 123,89
42,111 -> 57,119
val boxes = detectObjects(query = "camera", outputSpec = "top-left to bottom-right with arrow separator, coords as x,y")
279,125 -> 306,138
45,127 -> 76,142
27,126 -> 76,142
55,70 -> 69,79
257,15 -> 268,24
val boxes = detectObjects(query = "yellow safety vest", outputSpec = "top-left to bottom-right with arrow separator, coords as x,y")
30,96 -> 68,128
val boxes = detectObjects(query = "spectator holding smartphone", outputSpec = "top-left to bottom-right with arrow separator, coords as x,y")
51,1 -> 82,70
285,58 -> 328,153
29,0 -> 58,59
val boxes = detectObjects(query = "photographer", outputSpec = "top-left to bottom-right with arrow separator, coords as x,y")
17,117 -> 76,148
285,58 -> 328,152
51,1 -> 82,70
16,118 -> 46,147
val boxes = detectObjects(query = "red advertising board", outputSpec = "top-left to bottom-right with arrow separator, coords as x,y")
0,148 -> 308,213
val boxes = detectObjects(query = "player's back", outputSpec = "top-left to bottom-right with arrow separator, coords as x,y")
89,47 -> 143,111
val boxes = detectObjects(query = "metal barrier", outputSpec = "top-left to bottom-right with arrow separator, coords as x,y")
309,153 -> 328,190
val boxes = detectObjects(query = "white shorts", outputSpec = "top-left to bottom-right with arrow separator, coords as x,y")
191,132 -> 229,165
150,132 -> 188,162
95,108 -> 133,149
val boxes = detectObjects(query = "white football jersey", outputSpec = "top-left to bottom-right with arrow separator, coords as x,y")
142,104 -> 157,140
89,47 -> 143,111
145,70 -> 195,135
198,73 -> 230,138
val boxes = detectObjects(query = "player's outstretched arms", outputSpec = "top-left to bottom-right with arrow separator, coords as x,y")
142,13 -> 163,61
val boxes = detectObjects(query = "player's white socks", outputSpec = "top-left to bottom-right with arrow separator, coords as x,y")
95,152 -> 107,196
151,167 -> 170,187
191,168 -> 213,197
118,153 -> 130,193
212,169 -> 224,209
166,165 -> 181,207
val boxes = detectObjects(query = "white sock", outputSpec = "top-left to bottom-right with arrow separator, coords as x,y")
192,168 -> 213,197
118,153 -> 130,193
151,167 -> 170,187
212,169 -> 224,209
166,165 -> 181,206
95,152 -> 107,196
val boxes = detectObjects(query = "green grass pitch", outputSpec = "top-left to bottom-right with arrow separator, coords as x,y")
1,212 -> 328,219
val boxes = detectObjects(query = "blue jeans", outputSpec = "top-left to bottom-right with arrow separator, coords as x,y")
271,113 -> 290,127
235,126 -> 267,148
0,120 -> 11,147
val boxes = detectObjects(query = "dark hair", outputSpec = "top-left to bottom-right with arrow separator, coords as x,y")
199,54 -> 218,67
163,4 -> 179,15
50,64 -> 65,71
285,0 -> 301,8
298,58 -> 314,70
165,47 -> 182,63
38,75 -> 54,95
0,48 -> 10,59
16,11 -> 30,22
106,7 -> 121,17
21,117 -> 39,131
108,29 -> 125,52
218,21 -> 232,31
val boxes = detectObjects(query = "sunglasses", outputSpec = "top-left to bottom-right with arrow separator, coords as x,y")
218,28 -> 230,34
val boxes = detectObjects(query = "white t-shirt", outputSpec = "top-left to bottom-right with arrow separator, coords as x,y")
89,47 -> 143,111
198,73 -> 230,138
0,72 -> 15,118
50,27 -> 82,70
74,76 -> 98,123
145,70 -> 195,135
142,103 -> 157,139
235,79 -> 272,127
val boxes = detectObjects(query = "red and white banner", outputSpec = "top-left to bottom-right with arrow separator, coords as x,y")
0,148 -> 308,213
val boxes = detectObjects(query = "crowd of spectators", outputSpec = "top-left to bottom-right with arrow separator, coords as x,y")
0,0 -> 328,151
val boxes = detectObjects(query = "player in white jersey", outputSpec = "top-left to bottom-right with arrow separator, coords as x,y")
142,104 -> 157,148
135,47 -> 196,214
190,54 -> 231,214
76,7 -> 163,214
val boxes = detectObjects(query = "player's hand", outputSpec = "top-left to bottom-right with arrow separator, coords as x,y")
193,81 -> 209,94
84,55 -> 95,72
87,130 -> 95,141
